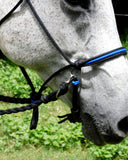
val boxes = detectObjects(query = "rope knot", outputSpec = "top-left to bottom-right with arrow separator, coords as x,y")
30,92 -> 41,103
40,95 -> 49,104
73,60 -> 83,69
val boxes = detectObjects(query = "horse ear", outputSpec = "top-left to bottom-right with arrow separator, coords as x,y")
64,0 -> 90,9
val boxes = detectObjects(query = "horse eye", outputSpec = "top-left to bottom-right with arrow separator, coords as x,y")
65,0 -> 90,10
65,0 -> 80,6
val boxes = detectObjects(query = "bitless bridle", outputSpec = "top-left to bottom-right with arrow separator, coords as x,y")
0,0 -> 127,129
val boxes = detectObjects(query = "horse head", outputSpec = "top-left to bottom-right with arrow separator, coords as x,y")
0,0 -> 128,146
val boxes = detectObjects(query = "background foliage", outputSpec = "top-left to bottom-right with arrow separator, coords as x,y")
0,33 -> 128,159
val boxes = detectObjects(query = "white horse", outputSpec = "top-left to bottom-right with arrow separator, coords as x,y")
0,0 -> 128,146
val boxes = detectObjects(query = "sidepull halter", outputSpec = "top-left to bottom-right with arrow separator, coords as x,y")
0,0 -> 127,129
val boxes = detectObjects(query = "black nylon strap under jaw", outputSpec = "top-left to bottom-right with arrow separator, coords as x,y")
71,78 -> 81,122
58,77 -> 81,123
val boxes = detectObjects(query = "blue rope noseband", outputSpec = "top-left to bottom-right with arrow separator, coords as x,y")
75,47 -> 127,68
85,47 -> 127,66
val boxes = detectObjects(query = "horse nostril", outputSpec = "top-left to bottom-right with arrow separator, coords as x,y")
118,116 -> 128,134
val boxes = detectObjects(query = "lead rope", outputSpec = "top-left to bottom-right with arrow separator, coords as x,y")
0,74 -> 70,123
20,66 -> 40,129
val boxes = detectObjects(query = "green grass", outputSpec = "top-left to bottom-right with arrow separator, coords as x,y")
0,145 -> 93,160
0,100 -> 128,160
0,101 -> 95,160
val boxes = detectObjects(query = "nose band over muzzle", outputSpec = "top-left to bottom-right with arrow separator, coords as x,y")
75,47 -> 127,68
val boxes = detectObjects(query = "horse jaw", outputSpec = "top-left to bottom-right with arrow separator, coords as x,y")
80,56 -> 128,146
60,0 -> 128,145
72,1 -> 128,145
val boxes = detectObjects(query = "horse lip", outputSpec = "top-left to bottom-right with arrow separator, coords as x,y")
82,121 -> 124,145
91,134 -> 124,146
102,133 -> 124,144
82,124 -> 105,146
82,123 -> 123,146
81,113 -> 124,146
81,113 -> 106,146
